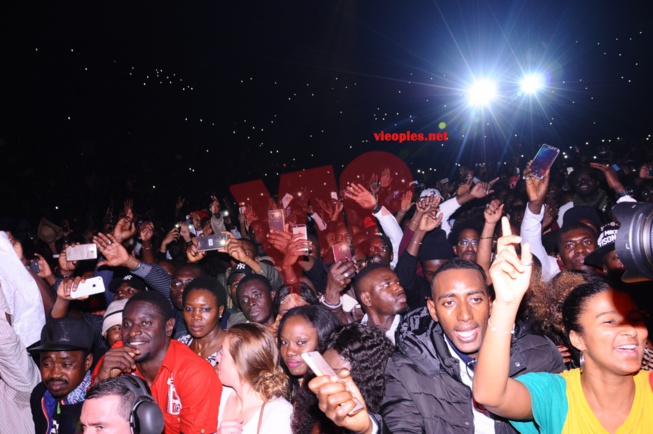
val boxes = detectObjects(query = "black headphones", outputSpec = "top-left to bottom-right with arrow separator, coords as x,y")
115,375 -> 165,434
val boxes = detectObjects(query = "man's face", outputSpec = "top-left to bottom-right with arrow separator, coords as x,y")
602,249 -> 626,278
427,268 -> 490,358
170,267 -> 202,310
80,395 -> 131,434
40,350 -> 92,399
573,171 -> 599,196
368,236 -> 392,266
122,301 -> 174,363
237,280 -> 276,326
557,227 -> 596,272
104,324 -> 122,348
454,229 -> 479,262
360,268 -> 407,317
113,283 -> 141,301
421,259 -> 447,284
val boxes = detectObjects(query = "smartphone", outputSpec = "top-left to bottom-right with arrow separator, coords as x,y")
221,210 -> 229,217
330,191 -> 339,201
29,259 -> 40,273
292,224 -> 309,252
301,351 -> 364,415
65,244 -> 98,261
197,234 -> 230,252
71,276 -> 105,299
268,209 -> 285,232
239,202 -> 246,214
530,144 -> 560,179
332,242 -> 352,262
174,223 -> 181,230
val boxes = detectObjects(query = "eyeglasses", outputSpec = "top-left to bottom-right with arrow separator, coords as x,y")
457,239 -> 479,248
170,279 -> 193,290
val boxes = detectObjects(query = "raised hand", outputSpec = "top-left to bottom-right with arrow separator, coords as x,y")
281,234 -> 312,268
186,238 -> 207,263
523,161 -> 550,205
34,253 -> 53,280
57,276 -> 88,301
489,217 -> 533,306
400,190 -> 414,213
380,167 -> 393,188
113,212 -> 136,243
418,208 -> 443,232
161,227 -> 180,251
590,162 -> 624,193
308,369 -> 371,433
484,199 -> 504,225
369,173 -> 381,196
175,196 -> 186,211
139,221 -> 154,243
123,198 -> 134,217
344,183 -> 377,210
59,244 -> 78,273
94,233 -> 130,267
470,177 -> 499,199
267,229 -> 292,253
325,259 -> 357,303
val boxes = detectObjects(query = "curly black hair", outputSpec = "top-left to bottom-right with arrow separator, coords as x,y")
291,323 -> 395,434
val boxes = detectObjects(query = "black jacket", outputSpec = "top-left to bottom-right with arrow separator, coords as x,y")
30,383 -> 83,434
381,307 -> 565,433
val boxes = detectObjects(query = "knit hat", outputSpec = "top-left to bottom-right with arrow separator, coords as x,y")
102,299 -> 128,335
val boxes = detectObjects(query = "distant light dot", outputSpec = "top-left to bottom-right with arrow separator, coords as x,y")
439,122 -> 447,129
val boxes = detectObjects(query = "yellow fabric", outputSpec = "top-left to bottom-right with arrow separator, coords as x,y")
561,369 -> 652,434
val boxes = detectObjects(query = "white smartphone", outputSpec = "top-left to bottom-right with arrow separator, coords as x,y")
281,193 -> 294,209
197,234 -> 229,252
65,244 -> 98,261
292,224 -> 309,252
301,351 -> 364,415
71,276 -> 105,299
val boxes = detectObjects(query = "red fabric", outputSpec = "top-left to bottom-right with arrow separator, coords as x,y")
93,340 -> 221,434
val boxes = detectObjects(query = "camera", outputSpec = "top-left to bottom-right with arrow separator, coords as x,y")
613,202 -> 653,282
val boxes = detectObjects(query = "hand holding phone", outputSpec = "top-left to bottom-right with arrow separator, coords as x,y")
302,351 -> 364,416
529,144 -> 560,179
71,277 -> 106,299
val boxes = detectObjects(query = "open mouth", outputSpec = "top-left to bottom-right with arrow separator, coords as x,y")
454,327 -> 479,343
614,344 -> 638,356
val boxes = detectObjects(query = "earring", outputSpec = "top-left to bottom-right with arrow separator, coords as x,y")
579,351 -> 585,372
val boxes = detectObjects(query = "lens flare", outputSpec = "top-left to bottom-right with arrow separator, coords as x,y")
467,79 -> 497,107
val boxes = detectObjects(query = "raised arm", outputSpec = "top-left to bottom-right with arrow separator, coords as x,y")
476,199 -> 503,284
472,217 -> 533,420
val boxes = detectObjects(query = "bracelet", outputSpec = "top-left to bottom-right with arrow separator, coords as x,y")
480,236 -> 494,240
319,294 -> 343,309
372,203 -> 382,214
411,240 -> 422,245
142,246 -> 152,250
186,240 -> 193,247
488,318 -> 515,334
130,261 -> 143,272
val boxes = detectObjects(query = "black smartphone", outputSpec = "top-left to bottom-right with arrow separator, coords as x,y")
530,144 -> 560,179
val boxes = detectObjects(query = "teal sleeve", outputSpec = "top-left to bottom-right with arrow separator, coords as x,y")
510,372 -> 567,434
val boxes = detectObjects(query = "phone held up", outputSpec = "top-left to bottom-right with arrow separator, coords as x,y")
529,144 -> 560,179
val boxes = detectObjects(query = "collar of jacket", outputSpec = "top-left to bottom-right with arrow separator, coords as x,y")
396,307 -> 530,377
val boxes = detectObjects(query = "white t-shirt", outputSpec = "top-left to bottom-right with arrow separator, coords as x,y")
217,386 -> 293,434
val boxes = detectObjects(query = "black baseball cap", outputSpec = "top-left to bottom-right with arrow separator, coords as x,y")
108,274 -> 149,293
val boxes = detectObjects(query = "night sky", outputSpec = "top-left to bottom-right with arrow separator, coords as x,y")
2,1 -> 652,220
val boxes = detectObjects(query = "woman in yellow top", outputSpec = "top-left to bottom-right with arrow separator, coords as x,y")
473,217 -> 652,434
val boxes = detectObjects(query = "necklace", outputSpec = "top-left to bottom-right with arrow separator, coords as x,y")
194,328 -> 222,357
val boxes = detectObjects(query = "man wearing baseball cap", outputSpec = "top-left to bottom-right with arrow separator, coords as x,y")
108,274 -> 149,301
583,222 -> 624,279
28,317 -> 94,434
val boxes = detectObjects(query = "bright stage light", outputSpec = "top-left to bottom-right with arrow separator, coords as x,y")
467,79 -> 497,107
520,73 -> 544,94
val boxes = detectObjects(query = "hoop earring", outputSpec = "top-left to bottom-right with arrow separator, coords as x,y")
579,351 -> 585,372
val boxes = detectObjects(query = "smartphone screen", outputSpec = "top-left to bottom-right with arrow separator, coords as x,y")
65,244 -> 98,261
268,209 -> 285,232
197,234 -> 229,252
292,224 -> 309,252
530,144 -> 560,179
332,242 -> 352,262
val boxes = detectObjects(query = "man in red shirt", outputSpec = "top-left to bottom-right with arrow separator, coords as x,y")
96,291 -> 221,433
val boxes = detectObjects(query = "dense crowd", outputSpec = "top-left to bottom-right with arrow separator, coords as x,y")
1,142 -> 652,433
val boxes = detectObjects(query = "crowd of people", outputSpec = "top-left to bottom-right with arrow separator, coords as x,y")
1,143 -> 652,433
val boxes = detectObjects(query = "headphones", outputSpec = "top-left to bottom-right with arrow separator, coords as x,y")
115,375 -> 165,434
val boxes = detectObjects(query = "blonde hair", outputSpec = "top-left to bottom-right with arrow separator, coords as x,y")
226,323 -> 289,400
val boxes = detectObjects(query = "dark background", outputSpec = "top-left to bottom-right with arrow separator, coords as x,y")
2,1 -> 652,223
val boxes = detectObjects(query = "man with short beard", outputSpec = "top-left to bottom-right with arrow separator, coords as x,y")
29,317 -> 94,434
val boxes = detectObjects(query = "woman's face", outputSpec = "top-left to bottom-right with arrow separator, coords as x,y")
279,315 -> 319,377
215,336 -> 238,387
183,289 -> 223,339
571,289 -> 648,375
